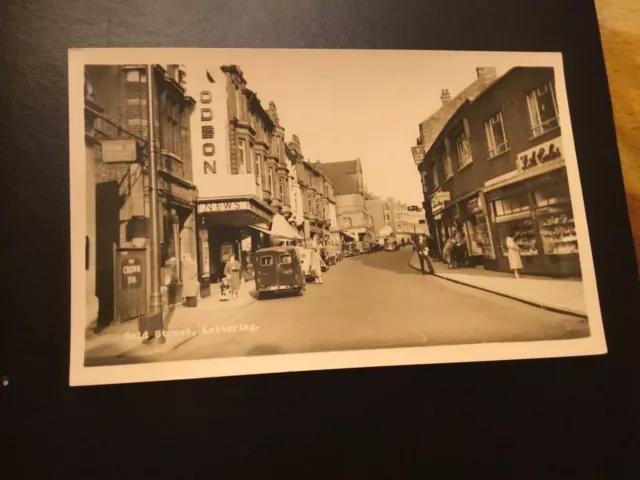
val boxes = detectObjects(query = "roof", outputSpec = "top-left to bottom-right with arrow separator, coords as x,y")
422,68 -> 523,161
315,160 -> 361,195
418,67 -> 499,157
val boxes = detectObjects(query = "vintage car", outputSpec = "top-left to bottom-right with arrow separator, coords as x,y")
384,237 -> 400,252
253,247 -> 306,299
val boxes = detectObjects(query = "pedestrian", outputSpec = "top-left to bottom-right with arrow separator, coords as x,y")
310,249 -> 323,284
414,236 -> 434,275
224,254 -> 243,299
181,253 -> 198,307
442,233 -> 455,268
506,227 -> 523,279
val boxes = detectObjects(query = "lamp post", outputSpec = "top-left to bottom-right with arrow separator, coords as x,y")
141,64 -> 165,344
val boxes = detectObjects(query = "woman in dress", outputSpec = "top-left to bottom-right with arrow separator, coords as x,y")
224,254 -> 242,299
506,228 -> 524,279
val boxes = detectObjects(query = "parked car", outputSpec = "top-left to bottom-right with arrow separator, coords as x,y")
384,237 -> 400,251
253,246 -> 305,299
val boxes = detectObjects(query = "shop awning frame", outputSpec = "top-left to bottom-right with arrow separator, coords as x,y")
340,230 -> 357,240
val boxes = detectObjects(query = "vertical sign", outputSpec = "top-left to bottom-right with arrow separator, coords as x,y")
114,248 -> 147,322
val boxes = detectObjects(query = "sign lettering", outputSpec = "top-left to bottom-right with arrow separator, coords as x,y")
517,139 -> 563,172
121,258 -> 142,290
198,201 -> 249,213
204,160 -> 216,174
200,89 -> 217,175
102,138 -> 138,163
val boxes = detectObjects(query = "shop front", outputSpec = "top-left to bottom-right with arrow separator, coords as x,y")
483,165 -> 580,277
157,177 -> 198,308
197,197 -> 274,294
430,190 -> 453,259
458,192 -> 494,266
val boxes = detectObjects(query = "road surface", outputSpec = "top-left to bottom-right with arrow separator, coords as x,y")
146,247 -> 590,362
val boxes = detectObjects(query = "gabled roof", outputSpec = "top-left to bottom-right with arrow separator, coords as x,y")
314,160 -> 361,195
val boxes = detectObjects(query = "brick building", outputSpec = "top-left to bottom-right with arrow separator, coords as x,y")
414,67 -> 580,277
85,64 -> 197,328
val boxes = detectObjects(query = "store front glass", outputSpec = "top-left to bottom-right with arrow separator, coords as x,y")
533,183 -> 578,255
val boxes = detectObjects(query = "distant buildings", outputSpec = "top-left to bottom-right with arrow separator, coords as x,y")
385,198 -> 428,243
412,66 -> 580,277
315,159 -> 375,244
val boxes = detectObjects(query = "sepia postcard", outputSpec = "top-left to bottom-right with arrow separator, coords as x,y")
69,48 -> 607,386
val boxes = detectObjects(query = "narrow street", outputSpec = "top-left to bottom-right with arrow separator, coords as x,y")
130,247 -> 590,363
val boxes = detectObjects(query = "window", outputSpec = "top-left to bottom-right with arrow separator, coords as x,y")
443,153 -> 453,180
126,69 -> 147,83
202,125 -> 214,139
268,168 -> 274,193
456,128 -> 472,168
279,254 -> 292,265
237,139 -> 247,174
526,82 -> 559,137
493,193 -> 531,216
255,153 -> 262,185
343,217 -> 353,228
431,163 -> 439,188
161,94 -> 181,157
534,182 -> 571,207
308,194 -> 313,212
260,256 -> 273,267
278,177 -> 285,201
421,171 -> 428,193
201,108 -> 213,121
485,111 -> 508,157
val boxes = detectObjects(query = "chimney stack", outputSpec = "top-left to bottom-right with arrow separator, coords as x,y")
440,88 -> 451,106
476,66 -> 497,81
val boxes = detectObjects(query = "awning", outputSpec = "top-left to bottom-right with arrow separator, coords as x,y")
340,230 -> 357,240
248,224 -> 272,235
270,214 -> 303,240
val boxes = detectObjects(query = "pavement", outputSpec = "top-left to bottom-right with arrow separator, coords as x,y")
84,247 -> 590,366
408,251 -> 587,317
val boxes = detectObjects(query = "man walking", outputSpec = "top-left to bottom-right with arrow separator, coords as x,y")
415,236 -> 435,275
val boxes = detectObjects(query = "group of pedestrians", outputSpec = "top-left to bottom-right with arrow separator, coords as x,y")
411,225 -> 524,280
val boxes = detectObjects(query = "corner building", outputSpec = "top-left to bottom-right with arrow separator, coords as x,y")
189,65 -> 300,294
414,67 -> 580,277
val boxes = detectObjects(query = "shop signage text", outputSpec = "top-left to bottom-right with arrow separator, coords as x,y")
517,138 -> 563,172
102,138 -> 138,163
200,89 -> 217,175
198,201 -> 250,213
431,191 -> 450,214
121,258 -> 142,289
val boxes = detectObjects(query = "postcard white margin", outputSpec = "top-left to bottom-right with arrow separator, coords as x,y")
69,48 -> 607,387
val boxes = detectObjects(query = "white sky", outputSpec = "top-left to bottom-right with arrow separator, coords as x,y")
191,50 -> 520,205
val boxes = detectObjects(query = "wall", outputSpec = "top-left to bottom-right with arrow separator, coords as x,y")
424,67 -> 558,201
336,193 -> 368,229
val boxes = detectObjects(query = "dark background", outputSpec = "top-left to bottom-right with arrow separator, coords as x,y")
1,0 -> 638,477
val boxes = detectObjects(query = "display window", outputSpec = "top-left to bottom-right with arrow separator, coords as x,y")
496,217 -> 538,257
465,215 -> 491,256
537,207 -> 578,255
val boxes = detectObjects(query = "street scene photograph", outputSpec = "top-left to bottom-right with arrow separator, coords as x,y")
69,48 -> 606,386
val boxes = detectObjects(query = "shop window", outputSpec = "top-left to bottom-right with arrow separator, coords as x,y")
343,217 -> 353,228
161,93 -> 182,157
279,254 -> 292,265
526,82 -> 559,137
534,182 -> 571,207
201,108 -> 213,121
202,125 -> 214,139
537,210 -> 578,255
260,256 -> 273,267
485,111 -> 508,157
493,193 -> 530,216
496,218 -> 538,257
431,163 -> 439,189
237,139 -> 247,174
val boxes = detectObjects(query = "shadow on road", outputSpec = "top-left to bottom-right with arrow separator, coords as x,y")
348,248 -> 425,276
